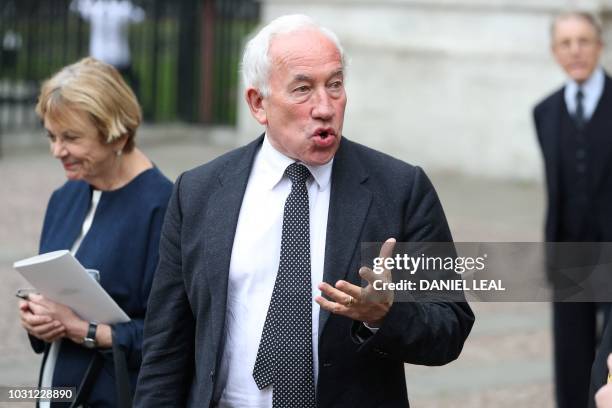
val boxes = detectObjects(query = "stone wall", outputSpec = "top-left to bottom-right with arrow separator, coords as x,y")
237,0 -> 612,181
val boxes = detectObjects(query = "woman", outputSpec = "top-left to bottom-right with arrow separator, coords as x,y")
18,57 -> 172,407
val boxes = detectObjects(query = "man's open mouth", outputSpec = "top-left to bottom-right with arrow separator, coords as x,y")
312,128 -> 336,147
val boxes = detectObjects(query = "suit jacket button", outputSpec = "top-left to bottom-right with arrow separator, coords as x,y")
323,362 -> 333,368
374,347 -> 388,356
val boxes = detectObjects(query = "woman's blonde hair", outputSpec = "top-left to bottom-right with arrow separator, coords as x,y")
35,57 -> 142,152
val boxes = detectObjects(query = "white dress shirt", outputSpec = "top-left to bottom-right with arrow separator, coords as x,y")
216,136 -> 332,408
564,66 -> 605,121
71,0 -> 144,67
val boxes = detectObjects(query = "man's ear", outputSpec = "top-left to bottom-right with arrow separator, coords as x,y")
245,87 -> 267,125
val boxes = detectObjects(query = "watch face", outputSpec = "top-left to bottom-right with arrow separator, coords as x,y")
83,338 -> 96,349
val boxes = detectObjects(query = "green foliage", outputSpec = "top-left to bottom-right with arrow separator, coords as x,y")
1,13 -> 258,125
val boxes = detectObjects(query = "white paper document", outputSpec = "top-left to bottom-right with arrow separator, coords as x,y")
13,250 -> 130,324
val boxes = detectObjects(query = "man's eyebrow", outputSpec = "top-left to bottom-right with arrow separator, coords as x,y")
292,74 -> 311,82
291,69 -> 344,83
329,69 -> 344,78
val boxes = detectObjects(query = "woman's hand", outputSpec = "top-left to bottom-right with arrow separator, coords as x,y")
19,300 -> 66,342
27,294 -> 88,344
26,294 -> 113,348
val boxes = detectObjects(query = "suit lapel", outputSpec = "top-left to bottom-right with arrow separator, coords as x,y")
541,90 -> 563,179
204,136 -> 263,363
318,138 -> 372,340
539,89 -> 564,238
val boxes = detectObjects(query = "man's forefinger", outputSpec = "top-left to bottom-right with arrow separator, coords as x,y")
319,281 -> 360,303
359,266 -> 378,285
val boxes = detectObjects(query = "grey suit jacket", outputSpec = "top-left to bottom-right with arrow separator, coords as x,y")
134,136 -> 474,407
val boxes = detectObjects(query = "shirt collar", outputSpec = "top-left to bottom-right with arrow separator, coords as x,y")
258,134 -> 333,191
566,65 -> 604,99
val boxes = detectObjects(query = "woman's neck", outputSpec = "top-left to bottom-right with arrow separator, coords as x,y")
89,148 -> 153,191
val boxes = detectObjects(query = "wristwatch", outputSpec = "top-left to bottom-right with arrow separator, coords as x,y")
82,322 -> 98,349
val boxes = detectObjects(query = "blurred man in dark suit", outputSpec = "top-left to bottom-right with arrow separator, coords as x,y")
533,11 -> 612,408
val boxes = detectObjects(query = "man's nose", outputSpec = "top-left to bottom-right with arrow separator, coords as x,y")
311,89 -> 334,120
569,40 -> 582,55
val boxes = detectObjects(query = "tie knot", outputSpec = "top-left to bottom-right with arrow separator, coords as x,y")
285,163 -> 310,185
576,88 -> 584,101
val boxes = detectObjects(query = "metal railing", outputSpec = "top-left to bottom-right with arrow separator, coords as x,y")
0,0 -> 259,147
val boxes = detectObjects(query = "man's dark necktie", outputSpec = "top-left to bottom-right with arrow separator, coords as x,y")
253,162 -> 316,408
575,88 -> 585,130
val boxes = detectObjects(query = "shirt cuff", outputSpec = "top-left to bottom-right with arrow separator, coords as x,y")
363,322 -> 380,333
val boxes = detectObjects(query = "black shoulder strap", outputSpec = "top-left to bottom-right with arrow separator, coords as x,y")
63,328 -> 133,408
112,328 -> 133,408
69,352 -> 103,408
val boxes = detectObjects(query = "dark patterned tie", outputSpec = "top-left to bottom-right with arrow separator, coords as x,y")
575,88 -> 585,129
253,162 -> 316,408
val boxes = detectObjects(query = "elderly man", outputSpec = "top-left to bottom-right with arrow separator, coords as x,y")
134,14 -> 474,407
533,11 -> 612,408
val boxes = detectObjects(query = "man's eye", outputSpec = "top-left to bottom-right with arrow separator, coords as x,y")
294,85 -> 310,93
329,81 -> 343,89
46,132 -> 55,141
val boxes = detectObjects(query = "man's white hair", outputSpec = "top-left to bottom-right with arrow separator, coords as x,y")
241,14 -> 346,97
